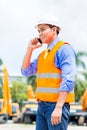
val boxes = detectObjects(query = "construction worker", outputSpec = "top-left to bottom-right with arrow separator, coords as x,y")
21,14 -> 76,130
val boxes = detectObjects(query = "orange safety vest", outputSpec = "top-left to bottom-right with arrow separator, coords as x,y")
36,41 -> 74,102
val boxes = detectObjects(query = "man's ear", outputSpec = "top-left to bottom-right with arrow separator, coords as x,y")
52,27 -> 56,32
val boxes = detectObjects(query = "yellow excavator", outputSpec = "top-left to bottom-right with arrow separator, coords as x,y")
27,85 -> 35,100
13,85 -> 37,124
0,65 -> 20,123
82,88 -> 87,112
69,89 -> 87,125
22,85 -> 37,124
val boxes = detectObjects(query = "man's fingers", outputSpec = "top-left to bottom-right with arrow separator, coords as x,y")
51,116 -> 61,125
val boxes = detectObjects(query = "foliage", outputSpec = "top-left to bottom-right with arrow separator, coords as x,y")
0,86 -> 3,98
0,59 -> 3,66
81,70 -> 87,80
27,75 -> 37,92
76,51 -> 87,69
75,51 -> 87,101
74,76 -> 86,101
0,78 -> 3,86
11,78 -> 28,102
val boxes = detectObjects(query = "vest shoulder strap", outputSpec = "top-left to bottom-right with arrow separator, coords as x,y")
52,41 -> 65,53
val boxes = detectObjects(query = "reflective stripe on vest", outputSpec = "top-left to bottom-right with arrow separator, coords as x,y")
37,87 -> 74,93
37,73 -> 62,79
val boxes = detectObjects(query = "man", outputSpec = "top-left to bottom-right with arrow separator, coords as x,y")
21,14 -> 76,130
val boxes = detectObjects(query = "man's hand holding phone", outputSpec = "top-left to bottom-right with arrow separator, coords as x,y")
38,38 -> 42,44
28,38 -> 42,50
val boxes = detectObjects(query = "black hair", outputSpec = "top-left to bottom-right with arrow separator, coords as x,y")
47,24 -> 61,35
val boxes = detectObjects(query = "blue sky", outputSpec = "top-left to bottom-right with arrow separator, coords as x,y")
0,0 -> 87,75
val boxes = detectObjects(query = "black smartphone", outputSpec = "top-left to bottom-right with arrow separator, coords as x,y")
38,38 -> 42,44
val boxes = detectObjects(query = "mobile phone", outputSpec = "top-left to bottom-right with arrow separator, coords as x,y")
38,38 -> 42,44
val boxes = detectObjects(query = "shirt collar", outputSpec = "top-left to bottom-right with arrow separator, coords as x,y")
47,37 -> 60,50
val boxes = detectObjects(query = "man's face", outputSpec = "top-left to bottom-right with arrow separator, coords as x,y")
37,24 -> 54,44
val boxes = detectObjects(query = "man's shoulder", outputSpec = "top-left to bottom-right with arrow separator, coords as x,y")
60,42 -> 74,51
56,42 -> 76,56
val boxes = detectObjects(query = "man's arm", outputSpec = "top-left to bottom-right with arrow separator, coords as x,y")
51,91 -> 69,125
21,38 -> 42,70
22,46 -> 33,70
51,44 -> 76,125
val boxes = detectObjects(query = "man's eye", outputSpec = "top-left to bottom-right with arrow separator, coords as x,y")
38,28 -> 46,33
41,29 -> 46,31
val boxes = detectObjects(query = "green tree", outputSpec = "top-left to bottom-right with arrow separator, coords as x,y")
75,51 -> 87,101
27,75 -> 36,92
76,51 -> 87,69
81,70 -> 87,80
11,78 -> 28,110
11,79 -> 27,102
0,87 -> 3,98
0,58 -> 3,66
74,75 -> 86,101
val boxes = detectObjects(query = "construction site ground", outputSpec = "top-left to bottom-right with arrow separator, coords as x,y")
0,120 -> 87,130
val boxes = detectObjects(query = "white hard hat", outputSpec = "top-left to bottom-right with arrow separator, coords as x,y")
35,14 -> 60,28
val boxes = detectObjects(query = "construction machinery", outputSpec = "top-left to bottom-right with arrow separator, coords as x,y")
22,85 -> 37,123
22,98 -> 37,124
0,66 -> 20,123
82,88 -> 87,112
13,85 -> 37,124
69,89 -> 87,125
